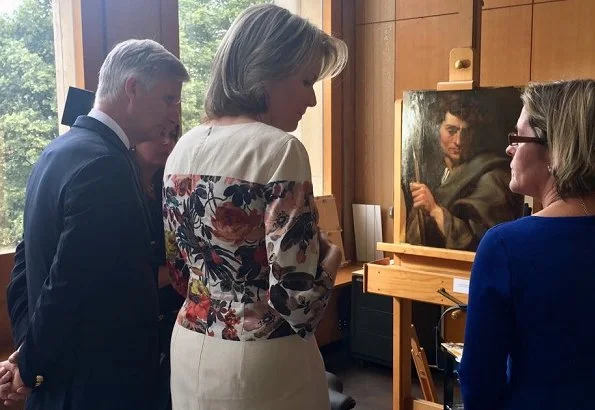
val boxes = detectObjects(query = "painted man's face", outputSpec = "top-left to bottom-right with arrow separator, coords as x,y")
439,112 -> 473,167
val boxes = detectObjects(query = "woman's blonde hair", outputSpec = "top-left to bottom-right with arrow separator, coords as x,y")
204,4 -> 348,119
521,79 -> 595,199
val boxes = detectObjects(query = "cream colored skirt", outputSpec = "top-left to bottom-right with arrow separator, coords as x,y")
170,322 -> 331,410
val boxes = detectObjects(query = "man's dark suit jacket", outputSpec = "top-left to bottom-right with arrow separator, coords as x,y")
6,116 -> 160,410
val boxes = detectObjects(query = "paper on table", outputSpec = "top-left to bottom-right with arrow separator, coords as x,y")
352,204 -> 383,262
442,342 -> 464,363
453,278 -> 470,295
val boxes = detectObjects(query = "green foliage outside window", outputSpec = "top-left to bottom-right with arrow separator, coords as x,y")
0,0 -> 57,248
178,0 -> 271,132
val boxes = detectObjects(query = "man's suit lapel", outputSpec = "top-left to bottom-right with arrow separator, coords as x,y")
71,115 -> 155,244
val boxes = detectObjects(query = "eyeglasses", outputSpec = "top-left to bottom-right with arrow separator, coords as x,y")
507,133 -> 547,147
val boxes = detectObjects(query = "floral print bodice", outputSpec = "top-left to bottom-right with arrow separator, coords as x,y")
163,123 -> 333,341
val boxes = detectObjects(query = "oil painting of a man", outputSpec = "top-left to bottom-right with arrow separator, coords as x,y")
402,88 -> 524,251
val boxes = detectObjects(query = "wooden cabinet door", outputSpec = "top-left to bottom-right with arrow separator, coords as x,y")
532,0 -> 595,81
480,5 -> 532,86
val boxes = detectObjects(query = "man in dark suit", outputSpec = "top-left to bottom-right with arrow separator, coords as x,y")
0,38 -> 189,409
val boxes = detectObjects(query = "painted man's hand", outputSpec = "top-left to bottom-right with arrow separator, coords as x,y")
410,182 -> 446,234
410,182 -> 438,213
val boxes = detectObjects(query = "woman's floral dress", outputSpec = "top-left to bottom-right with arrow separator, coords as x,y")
163,122 -> 334,342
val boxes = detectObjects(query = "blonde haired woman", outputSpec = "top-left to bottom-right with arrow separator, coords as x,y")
163,4 -> 347,410
460,79 -> 595,410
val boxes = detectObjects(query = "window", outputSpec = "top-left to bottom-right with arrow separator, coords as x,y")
0,0 -> 57,250
178,0 -> 326,196
178,0 -> 273,133
277,0 -> 325,197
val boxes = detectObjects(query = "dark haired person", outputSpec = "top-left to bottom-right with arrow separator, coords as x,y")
406,94 -> 523,250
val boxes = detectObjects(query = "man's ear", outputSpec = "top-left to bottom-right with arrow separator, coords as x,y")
124,77 -> 139,102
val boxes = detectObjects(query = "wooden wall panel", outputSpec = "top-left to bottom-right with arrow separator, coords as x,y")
354,0 -> 395,24
395,0 -> 458,20
105,0 -> 162,50
483,0 -> 531,8
79,0 -> 106,93
532,0 -> 595,81
355,22 -> 395,243
160,0 -> 181,56
480,5 -> 532,86
395,14 -> 463,98
342,0 -> 356,261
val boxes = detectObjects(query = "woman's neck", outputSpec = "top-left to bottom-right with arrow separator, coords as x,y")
536,192 -> 595,217
540,184 -> 560,209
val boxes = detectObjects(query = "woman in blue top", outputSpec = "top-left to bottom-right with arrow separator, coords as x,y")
459,79 -> 595,410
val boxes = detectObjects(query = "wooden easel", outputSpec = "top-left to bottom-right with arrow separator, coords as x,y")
437,47 -> 477,91
363,1 -> 483,410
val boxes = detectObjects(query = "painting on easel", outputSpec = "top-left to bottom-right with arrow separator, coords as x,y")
401,87 -> 524,251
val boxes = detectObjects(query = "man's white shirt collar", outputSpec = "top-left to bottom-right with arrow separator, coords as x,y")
87,108 -> 131,150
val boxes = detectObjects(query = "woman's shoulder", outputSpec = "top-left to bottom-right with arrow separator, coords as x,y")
233,123 -> 310,180
476,217 -> 537,252
486,216 -> 543,239
244,122 -> 299,148
484,215 -> 594,247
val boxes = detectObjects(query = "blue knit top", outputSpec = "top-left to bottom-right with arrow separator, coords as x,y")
460,215 -> 595,410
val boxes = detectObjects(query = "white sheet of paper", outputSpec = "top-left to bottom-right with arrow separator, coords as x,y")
453,278 -> 470,295
352,204 -> 384,262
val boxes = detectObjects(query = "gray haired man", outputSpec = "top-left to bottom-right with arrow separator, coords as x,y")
0,39 -> 188,410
